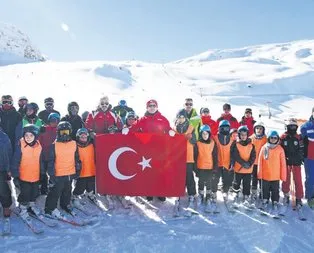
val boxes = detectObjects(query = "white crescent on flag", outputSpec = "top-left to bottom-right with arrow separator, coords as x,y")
108,147 -> 138,180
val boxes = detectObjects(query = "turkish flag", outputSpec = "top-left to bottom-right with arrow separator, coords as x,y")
95,133 -> 187,196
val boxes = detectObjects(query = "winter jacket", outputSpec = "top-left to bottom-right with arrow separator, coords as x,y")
201,115 -> 218,135
250,134 -> 267,165
38,126 -> 57,161
11,138 -> 44,182
136,111 -> 171,134
239,116 -> 256,136
213,134 -> 233,170
194,139 -> 218,170
22,116 -> 44,128
300,116 -> 314,159
47,140 -> 81,178
177,108 -> 202,139
217,113 -> 239,130
175,122 -> 196,163
38,109 -> 61,125
231,139 -> 256,174
258,144 -> 287,181
61,115 -> 85,140
85,107 -> 123,134
112,105 -> 134,124
280,133 -> 304,166
0,107 -> 22,151
0,129 -> 12,172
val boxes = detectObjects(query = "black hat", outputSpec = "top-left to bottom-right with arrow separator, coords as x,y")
245,108 -> 252,114
223,103 -> 231,111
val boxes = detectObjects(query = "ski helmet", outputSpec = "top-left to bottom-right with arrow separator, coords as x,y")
219,120 -> 230,128
48,112 -> 60,123
285,118 -> 298,134
199,124 -> 211,134
237,125 -> 249,139
200,107 -> 210,114
26,102 -> 39,114
230,128 -> 238,135
23,124 -> 40,139
118,100 -> 127,107
57,121 -> 72,142
267,130 -> 280,144
126,111 -> 137,119
76,128 -> 90,146
44,97 -> 54,103
67,101 -> 79,114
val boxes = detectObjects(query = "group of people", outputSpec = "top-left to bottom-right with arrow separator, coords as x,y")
0,94 -> 314,223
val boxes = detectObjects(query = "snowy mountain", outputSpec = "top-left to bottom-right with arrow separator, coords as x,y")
0,23 -> 45,66
1,39 -> 314,252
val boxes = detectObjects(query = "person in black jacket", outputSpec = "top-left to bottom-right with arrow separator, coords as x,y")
38,97 -> 60,125
17,96 -> 28,117
0,95 -> 22,151
0,124 -> 13,220
61,102 -> 85,140
112,100 -> 134,125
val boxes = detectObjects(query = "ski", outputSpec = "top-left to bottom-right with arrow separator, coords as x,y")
296,207 -> 307,221
1,218 -> 11,236
44,213 -> 85,227
116,196 -> 132,209
87,197 -> 108,212
136,197 -> 159,210
259,209 -> 280,219
29,213 -> 57,227
12,207 -> 44,234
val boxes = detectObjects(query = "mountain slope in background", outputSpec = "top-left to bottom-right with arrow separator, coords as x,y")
0,23 -> 45,66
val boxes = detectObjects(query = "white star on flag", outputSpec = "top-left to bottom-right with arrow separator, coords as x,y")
138,156 -> 152,171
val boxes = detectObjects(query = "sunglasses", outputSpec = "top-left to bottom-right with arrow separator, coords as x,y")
2,101 -> 12,105
59,129 -> 70,135
148,104 -> 156,108
220,126 -> 230,132
288,125 -> 298,130
270,136 -> 278,140
185,103 -> 193,106
127,117 -> 136,120
202,110 -> 209,114
100,102 -> 109,106
45,103 -> 54,106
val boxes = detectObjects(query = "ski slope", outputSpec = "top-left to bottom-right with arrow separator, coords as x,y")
1,39 -> 314,252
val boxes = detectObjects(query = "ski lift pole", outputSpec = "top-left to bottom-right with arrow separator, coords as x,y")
266,101 -> 272,119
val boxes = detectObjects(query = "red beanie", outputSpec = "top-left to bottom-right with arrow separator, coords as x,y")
146,99 -> 158,108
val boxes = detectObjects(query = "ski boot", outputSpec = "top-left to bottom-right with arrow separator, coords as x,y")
187,195 -> 195,209
231,192 -> 240,209
272,201 -> 279,217
72,196 -> 84,210
173,198 -> 180,217
260,199 -> 269,211
28,202 -> 41,217
283,193 -> 290,206
197,190 -> 204,208
210,192 -> 219,213
19,204 -> 30,220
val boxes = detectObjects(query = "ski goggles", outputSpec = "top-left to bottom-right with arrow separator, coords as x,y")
269,136 -> 278,140
1,100 -> 12,105
185,103 -> 193,106
100,102 -> 109,106
45,102 -> 54,107
202,109 -> 209,114
59,129 -> 70,135
220,126 -> 230,132
287,125 -> 298,130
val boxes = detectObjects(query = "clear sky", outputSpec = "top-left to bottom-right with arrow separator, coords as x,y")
1,0 -> 314,62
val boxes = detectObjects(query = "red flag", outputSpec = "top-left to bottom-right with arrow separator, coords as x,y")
95,133 -> 186,196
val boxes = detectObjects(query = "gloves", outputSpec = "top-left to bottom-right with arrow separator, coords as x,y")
185,133 -> 192,140
169,129 -> 176,137
242,162 -> 251,169
122,128 -> 129,135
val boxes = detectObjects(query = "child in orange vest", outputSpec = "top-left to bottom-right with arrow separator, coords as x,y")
11,124 -> 43,221
231,126 -> 256,207
250,121 -> 267,202
194,125 -> 218,213
258,130 -> 287,215
72,128 -> 97,208
173,113 -> 197,216
44,121 -> 81,218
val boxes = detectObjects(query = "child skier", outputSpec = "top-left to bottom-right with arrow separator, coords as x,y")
123,111 -> 139,133
173,112 -> 197,216
11,124 -> 43,220
194,125 -> 219,213
213,120 -> 234,202
231,126 -> 256,207
258,130 -> 287,216
250,121 -> 267,203
72,128 -> 97,208
281,118 -> 304,209
44,121 -> 81,218
38,113 -> 60,195
0,125 -> 12,234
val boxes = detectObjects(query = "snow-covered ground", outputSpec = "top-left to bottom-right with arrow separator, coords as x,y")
1,37 -> 314,252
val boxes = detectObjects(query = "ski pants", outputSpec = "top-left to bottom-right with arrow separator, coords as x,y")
233,173 -> 251,196
73,176 -> 96,196
0,172 -> 12,208
45,176 -> 72,213
18,180 -> 40,205
186,163 -> 196,196
198,169 -> 219,193
251,164 -> 261,191
220,167 -> 234,193
282,165 -> 304,199
304,159 -> 314,200
39,161 -> 49,194
261,180 -> 279,203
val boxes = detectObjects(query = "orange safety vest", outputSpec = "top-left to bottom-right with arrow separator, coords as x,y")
213,135 -> 232,169
258,144 -> 287,181
250,135 -> 267,165
234,142 -> 254,174
55,141 -> 77,177
196,141 -> 215,170
19,139 -> 42,183
78,144 -> 96,178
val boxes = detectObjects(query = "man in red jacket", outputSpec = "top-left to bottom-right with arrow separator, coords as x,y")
85,96 -> 123,135
217,103 -> 239,130
239,108 -> 256,136
200,107 -> 218,136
